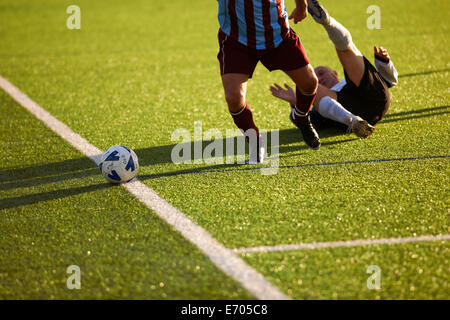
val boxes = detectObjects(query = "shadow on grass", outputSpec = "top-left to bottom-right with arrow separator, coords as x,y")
0,127 -> 351,210
0,182 -> 114,211
382,105 -> 449,124
1,105 -> 448,209
0,127 -> 348,187
138,132 -> 356,180
399,68 -> 450,78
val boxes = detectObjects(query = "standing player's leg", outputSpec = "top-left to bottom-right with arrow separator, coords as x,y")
261,26 -> 320,150
285,64 -> 318,116
284,64 -> 320,150
218,31 -> 264,163
221,73 -> 264,164
221,73 -> 258,136
307,0 -> 365,86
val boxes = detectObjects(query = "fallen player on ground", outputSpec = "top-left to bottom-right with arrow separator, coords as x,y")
271,0 -> 399,139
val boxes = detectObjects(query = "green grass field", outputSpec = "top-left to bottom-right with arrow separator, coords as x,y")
0,0 -> 449,299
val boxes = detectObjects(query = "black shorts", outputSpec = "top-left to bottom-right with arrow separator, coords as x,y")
311,57 -> 391,130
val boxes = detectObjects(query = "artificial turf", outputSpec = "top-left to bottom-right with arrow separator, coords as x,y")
242,241 -> 449,299
0,92 -> 252,299
1,0 -> 449,299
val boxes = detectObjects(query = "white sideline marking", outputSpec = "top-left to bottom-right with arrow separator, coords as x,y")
233,234 -> 450,254
0,75 -> 290,300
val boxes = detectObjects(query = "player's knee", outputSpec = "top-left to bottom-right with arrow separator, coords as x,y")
302,73 -> 318,95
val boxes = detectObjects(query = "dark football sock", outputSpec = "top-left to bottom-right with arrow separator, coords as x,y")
293,87 -> 317,122
230,104 -> 260,137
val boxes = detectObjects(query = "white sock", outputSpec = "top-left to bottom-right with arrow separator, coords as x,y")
323,17 -> 353,51
318,96 -> 357,126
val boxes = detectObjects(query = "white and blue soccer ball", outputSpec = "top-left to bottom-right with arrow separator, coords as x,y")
99,145 -> 139,183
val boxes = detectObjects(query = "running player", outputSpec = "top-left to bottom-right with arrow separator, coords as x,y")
217,0 -> 321,164
270,0 -> 398,138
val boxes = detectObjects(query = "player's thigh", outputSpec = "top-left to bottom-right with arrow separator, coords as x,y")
313,84 -> 338,109
221,73 -> 249,112
284,64 -> 318,95
336,44 -> 365,87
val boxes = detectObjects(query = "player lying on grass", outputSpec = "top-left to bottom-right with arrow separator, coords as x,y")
270,0 -> 398,139
217,0 -> 322,164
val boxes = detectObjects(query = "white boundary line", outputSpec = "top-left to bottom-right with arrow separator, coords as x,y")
233,234 -> 450,254
0,75 -> 291,300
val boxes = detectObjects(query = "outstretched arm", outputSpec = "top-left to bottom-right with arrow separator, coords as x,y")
374,46 -> 398,87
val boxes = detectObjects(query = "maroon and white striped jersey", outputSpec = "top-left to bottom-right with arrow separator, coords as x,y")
218,0 -> 290,50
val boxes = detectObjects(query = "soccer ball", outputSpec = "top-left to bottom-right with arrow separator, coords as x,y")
99,145 -> 139,183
